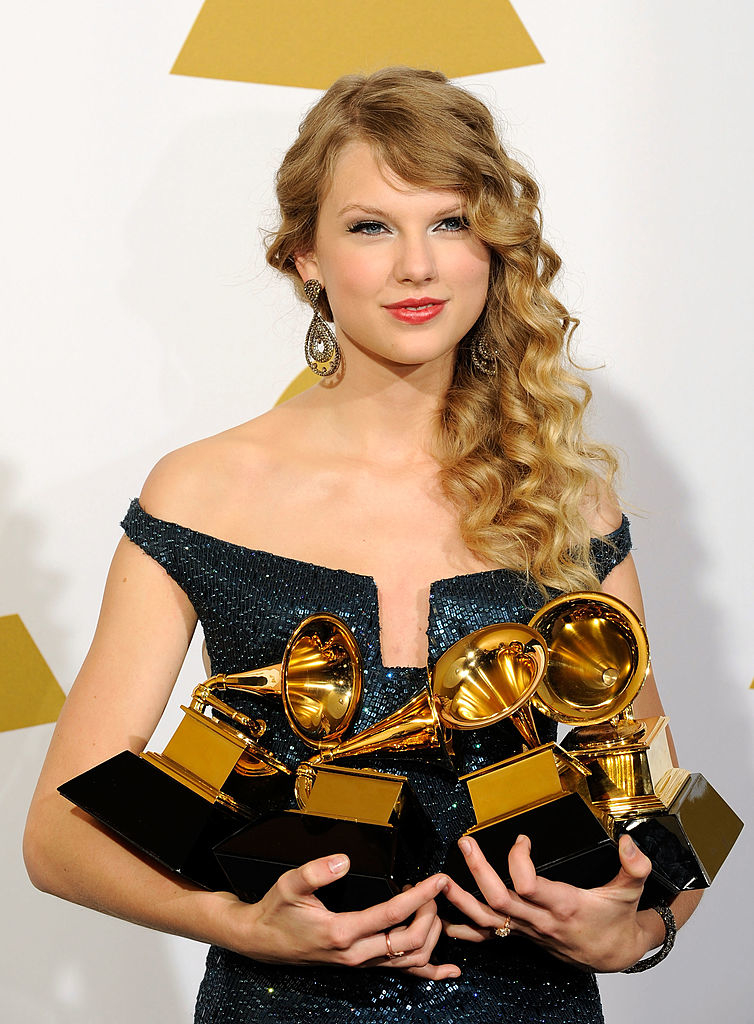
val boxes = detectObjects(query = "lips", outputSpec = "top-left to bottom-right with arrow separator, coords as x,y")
384,297 -> 447,324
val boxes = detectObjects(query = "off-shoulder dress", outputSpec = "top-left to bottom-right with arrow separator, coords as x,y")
122,499 -> 632,1024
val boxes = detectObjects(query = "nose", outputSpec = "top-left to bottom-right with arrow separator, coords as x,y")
393,231 -> 438,284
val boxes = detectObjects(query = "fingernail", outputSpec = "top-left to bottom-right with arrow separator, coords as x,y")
448,969 -> 461,979
459,838 -> 472,855
329,855 -> 349,874
516,834 -> 530,850
435,874 -> 449,893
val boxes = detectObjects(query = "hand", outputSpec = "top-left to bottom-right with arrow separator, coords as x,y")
225,853 -> 461,979
443,833 -> 664,972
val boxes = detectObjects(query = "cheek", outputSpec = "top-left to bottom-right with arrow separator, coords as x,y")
447,241 -> 491,287
326,257 -> 381,317
460,254 -> 491,305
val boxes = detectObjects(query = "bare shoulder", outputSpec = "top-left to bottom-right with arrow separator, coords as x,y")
580,477 -> 623,536
138,400 -> 312,534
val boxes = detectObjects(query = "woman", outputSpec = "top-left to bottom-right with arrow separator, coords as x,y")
24,67 -> 700,1022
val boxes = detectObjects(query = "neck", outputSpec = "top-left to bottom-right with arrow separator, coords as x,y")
314,343 -> 455,464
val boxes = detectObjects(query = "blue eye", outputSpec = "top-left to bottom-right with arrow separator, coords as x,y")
347,221 -> 387,235
436,216 -> 469,232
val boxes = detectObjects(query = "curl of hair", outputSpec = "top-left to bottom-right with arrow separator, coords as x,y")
266,67 -> 619,592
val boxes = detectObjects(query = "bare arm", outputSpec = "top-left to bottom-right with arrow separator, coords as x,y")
23,527 -> 456,977
442,549 -> 702,968
24,533 -> 236,941
598,552 -> 703,937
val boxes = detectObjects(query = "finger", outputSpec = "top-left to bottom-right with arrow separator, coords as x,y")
604,835 -> 652,899
441,875 -> 502,929
323,908 -> 437,969
276,854 -> 350,901
402,962 -> 462,980
507,835 -> 572,913
329,878 -> 447,965
386,915 -> 444,970
378,896 -> 439,958
507,834 -> 552,902
359,909 -> 441,968
442,920 -> 490,943
456,837 -> 517,916
350,874 -> 449,939
441,874 -> 539,942
457,836 -> 551,928
398,894 -> 440,949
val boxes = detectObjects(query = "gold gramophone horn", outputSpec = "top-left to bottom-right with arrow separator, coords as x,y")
294,684 -> 451,806
303,686 -> 448,766
282,614 -> 363,748
192,613 -> 362,750
432,623 -> 549,749
528,592 -> 649,731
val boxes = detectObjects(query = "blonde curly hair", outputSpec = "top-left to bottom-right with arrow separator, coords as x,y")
266,67 -> 618,592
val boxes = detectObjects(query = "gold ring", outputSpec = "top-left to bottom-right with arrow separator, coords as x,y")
494,915 -> 512,939
385,932 -> 404,958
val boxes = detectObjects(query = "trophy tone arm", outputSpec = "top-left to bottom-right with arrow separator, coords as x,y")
189,666 -> 284,740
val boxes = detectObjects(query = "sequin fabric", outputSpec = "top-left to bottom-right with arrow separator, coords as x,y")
122,500 -> 632,1024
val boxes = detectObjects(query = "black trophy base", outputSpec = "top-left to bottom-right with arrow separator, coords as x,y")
621,772 -> 744,892
215,798 -> 435,914
441,791 -> 677,921
59,750 -> 249,892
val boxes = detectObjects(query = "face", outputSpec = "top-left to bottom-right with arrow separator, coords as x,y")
295,141 -> 491,374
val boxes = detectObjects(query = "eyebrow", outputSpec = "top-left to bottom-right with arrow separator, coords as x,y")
337,203 -> 464,220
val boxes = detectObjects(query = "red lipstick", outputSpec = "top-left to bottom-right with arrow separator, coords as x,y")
384,297 -> 447,324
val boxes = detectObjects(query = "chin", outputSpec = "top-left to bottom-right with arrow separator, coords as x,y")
342,327 -> 466,369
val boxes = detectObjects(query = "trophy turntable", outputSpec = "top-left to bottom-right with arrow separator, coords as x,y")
444,592 -> 742,906
59,613 -> 362,892
214,664 -> 452,910
530,592 -> 743,894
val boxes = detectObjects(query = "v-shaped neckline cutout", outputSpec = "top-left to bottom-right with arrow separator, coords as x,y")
131,499 -> 525,673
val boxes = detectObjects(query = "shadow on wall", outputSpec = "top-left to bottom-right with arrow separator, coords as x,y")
117,102 -> 311,443
0,462 -> 69,675
588,380 -> 752,770
590,382 -> 754,1021
0,461 -> 198,1023
5,730 -> 200,1024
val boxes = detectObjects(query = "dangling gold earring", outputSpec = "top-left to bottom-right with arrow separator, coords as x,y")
470,319 -> 495,377
303,280 -> 340,377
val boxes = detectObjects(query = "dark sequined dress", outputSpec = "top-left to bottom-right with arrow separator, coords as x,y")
122,500 -> 632,1024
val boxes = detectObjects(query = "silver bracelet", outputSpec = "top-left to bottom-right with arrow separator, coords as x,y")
622,902 -> 677,973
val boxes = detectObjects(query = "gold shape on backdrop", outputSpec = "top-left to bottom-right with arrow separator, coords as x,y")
275,368 -> 317,405
172,0 -> 542,89
0,614 -> 65,732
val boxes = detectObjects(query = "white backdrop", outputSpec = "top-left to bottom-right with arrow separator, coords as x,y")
2,2 -> 752,1020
